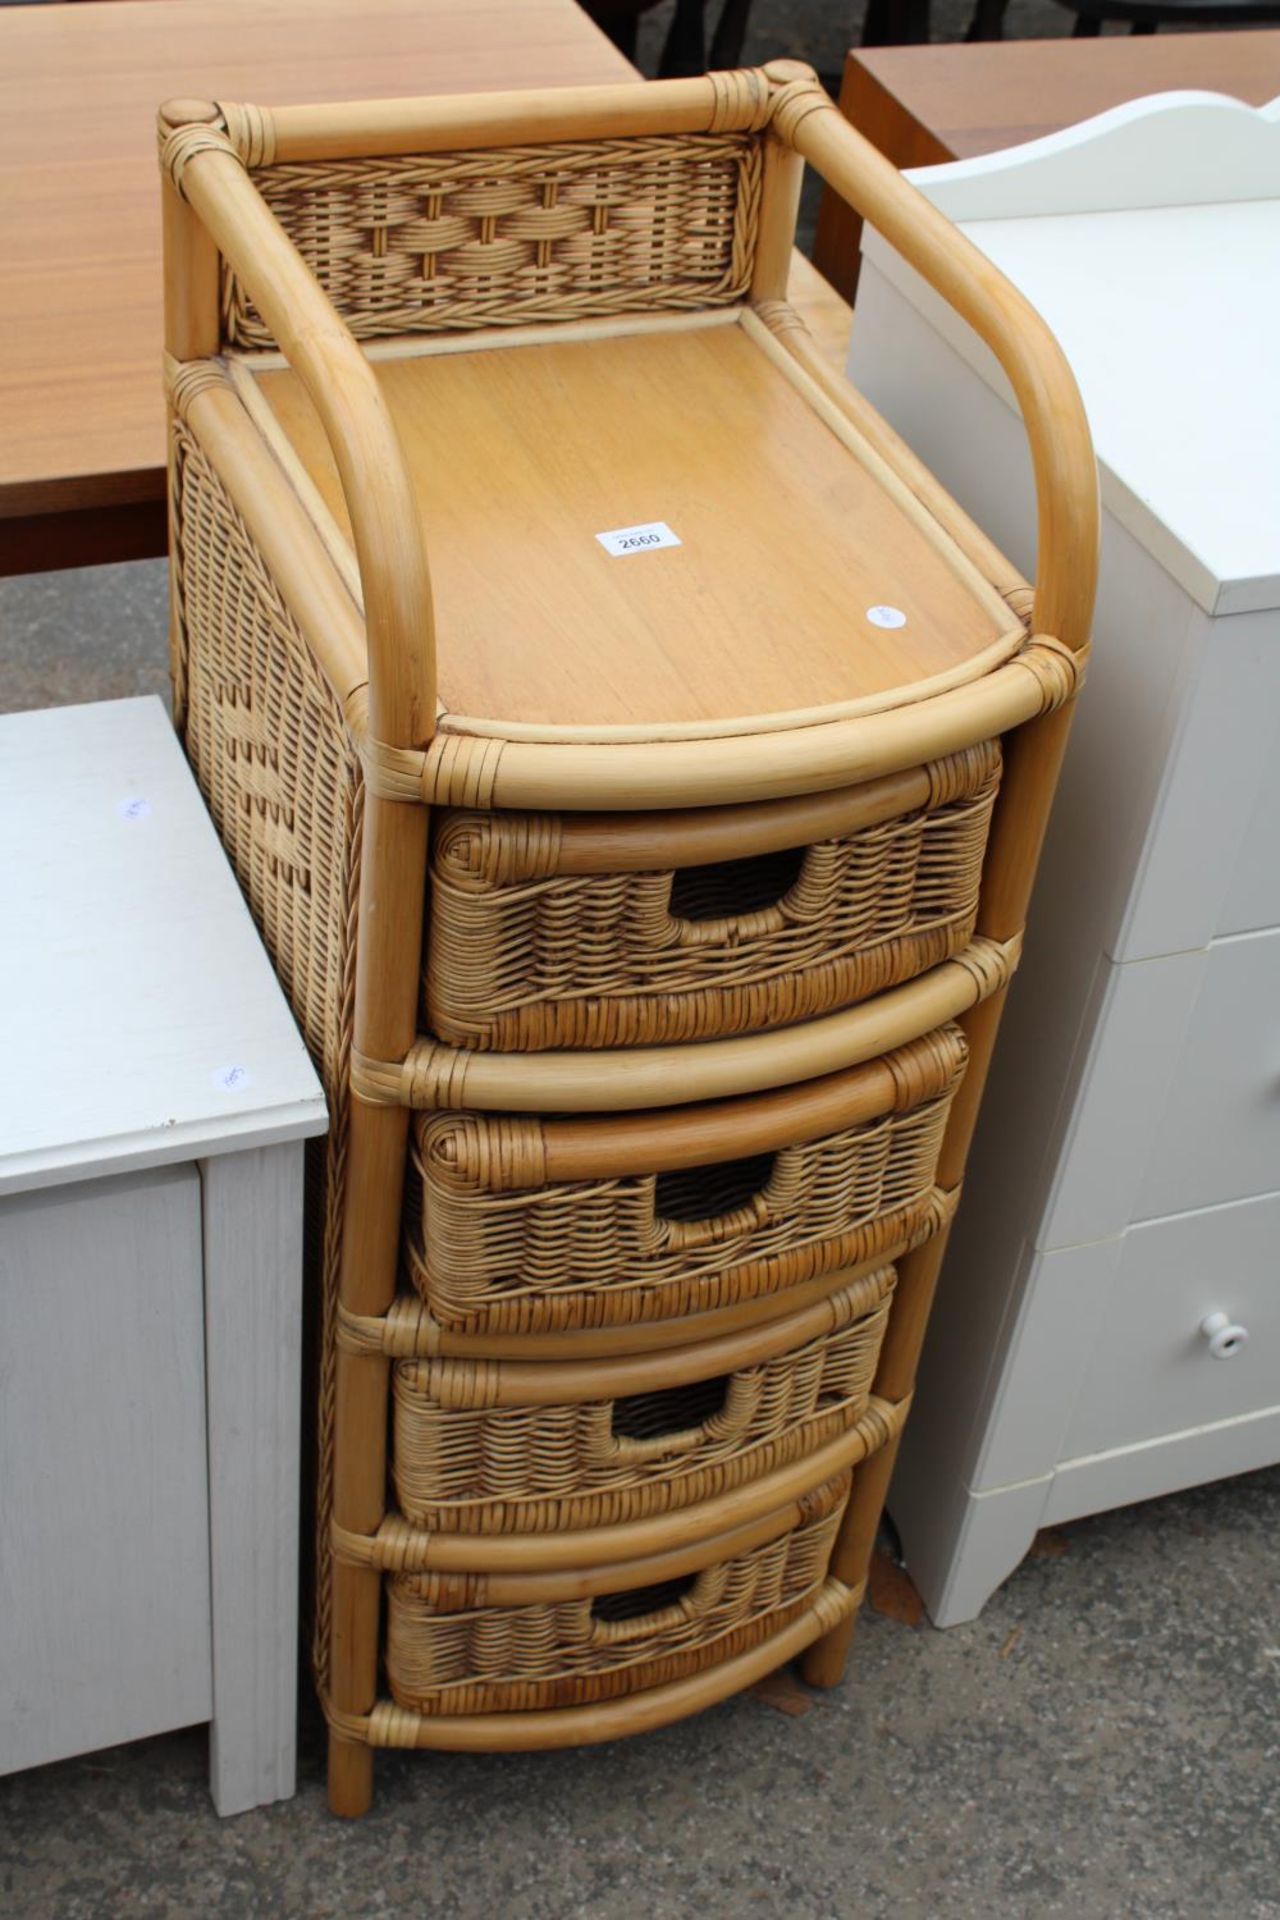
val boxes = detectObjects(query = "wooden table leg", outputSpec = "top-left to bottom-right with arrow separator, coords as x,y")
862,0 -> 932,48
201,1142 -> 305,1816
811,53 -> 953,306
966,0 -> 1011,37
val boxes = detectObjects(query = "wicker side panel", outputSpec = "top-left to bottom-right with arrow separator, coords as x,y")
407,1062 -> 961,1336
425,745 -> 1001,1051
223,134 -> 763,349
170,419 -> 361,1699
384,1472 -> 850,1714
392,1268 -> 894,1533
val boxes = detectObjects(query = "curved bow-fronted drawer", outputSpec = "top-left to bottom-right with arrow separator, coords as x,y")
425,743 -> 1000,1050
392,1266 -> 895,1533
385,1470 -> 850,1716
405,1026 -> 966,1335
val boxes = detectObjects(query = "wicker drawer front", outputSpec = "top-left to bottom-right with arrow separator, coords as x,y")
393,1267 -> 894,1533
406,1026 -> 966,1335
385,1472 -> 850,1716
424,744 -> 1000,1051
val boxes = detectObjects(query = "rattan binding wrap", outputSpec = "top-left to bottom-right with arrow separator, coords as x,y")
223,134 -> 762,349
392,1265 -> 894,1533
385,1471 -> 849,1714
424,742 -> 1001,1050
406,1027 -> 965,1334
169,418 -> 360,1697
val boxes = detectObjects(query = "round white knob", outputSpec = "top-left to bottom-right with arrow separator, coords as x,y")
1200,1312 -> 1250,1360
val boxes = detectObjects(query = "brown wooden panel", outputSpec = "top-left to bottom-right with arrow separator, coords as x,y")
857,31 -> 1280,161
0,500 -> 166,578
812,51 -> 950,306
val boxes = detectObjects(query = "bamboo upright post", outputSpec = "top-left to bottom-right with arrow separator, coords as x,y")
159,103 -> 439,1816
801,712 -> 1089,1686
758,75 -> 1096,1687
749,64 -> 809,306
159,99 -> 222,725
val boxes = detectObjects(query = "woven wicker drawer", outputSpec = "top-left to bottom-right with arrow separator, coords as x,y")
424,743 -> 1000,1051
405,1025 -> 966,1335
385,1471 -> 850,1716
392,1266 -> 894,1533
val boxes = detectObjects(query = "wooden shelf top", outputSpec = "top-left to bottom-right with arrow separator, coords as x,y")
249,318 -> 1016,736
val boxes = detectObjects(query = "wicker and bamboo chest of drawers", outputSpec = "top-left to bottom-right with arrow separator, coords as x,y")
159,61 -> 1097,1815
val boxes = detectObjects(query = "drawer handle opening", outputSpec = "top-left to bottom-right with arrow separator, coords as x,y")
591,1572 -> 698,1625
655,1152 -> 776,1225
669,845 -> 806,923
611,1372 -> 732,1444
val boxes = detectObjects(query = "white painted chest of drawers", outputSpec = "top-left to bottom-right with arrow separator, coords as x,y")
0,697 -> 327,1806
846,93 -> 1280,1622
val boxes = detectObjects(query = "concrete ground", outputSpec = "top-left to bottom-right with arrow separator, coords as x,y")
2,4 -> 1276,1914
1,1468 -> 1276,1918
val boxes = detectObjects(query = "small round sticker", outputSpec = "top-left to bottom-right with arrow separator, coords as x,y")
213,1064 -> 252,1093
117,796 -> 152,822
866,605 -> 907,630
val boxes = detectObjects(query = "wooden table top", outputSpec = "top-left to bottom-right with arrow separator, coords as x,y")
0,0 -> 850,575
813,29 -> 1280,302
0,0 -> 632,569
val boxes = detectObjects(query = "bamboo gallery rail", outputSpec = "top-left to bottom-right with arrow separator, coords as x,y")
159,59 -> 1097,1815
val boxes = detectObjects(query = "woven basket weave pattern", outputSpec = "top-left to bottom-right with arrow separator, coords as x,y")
170,420 -> 361,1698
223,134 -> 762,349
391,1268 -> 894,1533
385,1473 -> 849,1714
425,746 -> 1000,1050
407,1039 -> 962,1335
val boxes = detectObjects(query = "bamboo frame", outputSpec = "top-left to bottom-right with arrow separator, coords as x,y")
385,1488 -> 848,1607
346,1209 -> 956,1363
159,60 -> 1097,1815
391,1262 -> 894,1410
360,936 -> 1015,1115
423,1026 -> 966,1181
334,1402 -> 905,1576
435,753 -> 990,873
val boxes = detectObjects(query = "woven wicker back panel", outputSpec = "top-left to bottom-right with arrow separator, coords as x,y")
392,1269 -> 895,1534
385,1472 -> 850,1715
425,744 -> 1000,1051
406,1032 -> 964,1336
170,419 -> 360,1700
223,134 -> 762,350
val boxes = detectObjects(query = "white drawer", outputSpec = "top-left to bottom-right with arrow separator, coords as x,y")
1218,720 -> 1280,936
1137,927 -> 1280,1221
1062,1190 -> 1280,1460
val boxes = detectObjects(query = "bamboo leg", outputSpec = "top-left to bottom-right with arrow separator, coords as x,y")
326,1102 -> 412,1816
326,788 -> 431,1817
800,1431 -> 902,1687
801,698 -> 1081,1686
799,1202 -> 956,1687
328,1731 -> 375,1816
